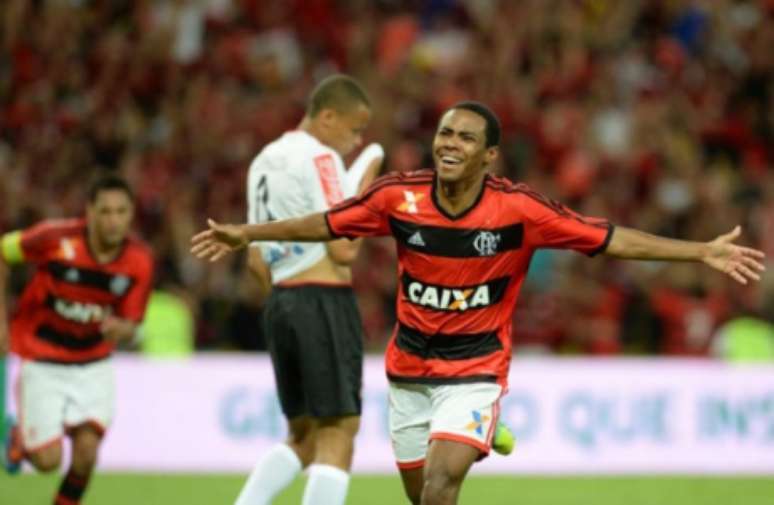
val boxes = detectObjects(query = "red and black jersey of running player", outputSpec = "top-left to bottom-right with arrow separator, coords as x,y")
326,170 -> 613,387
10,219 -> 154,364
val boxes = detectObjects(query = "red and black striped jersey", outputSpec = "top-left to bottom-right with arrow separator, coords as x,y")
326,170 -> 613,387
9,219 -> 154,363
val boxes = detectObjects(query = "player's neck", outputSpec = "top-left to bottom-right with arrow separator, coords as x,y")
86,229 -> 122,264
435,172 -> 486,216
299,117 -> 325,146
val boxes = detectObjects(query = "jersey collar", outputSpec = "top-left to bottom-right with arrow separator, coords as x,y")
431,173 -> 489,221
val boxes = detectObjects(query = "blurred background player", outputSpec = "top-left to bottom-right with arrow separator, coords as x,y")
191,101 -> 765,505
234,74 -> 382,505
0,175 -> 153,505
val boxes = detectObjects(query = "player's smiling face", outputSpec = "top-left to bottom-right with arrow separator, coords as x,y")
87,189 -> 134,249
433,109 -> 497,183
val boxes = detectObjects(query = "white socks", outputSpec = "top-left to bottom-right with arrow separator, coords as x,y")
301,464 -> 350,505
234,444 -> 302,505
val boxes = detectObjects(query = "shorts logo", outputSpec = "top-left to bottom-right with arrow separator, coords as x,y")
466,410 -> 490,436
397,191 -> 425,213
407,281 -> 491,312
473,231 -> 501,256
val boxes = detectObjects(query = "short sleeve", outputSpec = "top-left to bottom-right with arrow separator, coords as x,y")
520,190 -> 613,256
325,181 -> 391,239
14,221 -> 69,264
117,252 -> 154,322
309,152 -> 347,212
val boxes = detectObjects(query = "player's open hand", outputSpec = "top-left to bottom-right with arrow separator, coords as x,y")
191,219 -> 248,262
703,226 -> 766,285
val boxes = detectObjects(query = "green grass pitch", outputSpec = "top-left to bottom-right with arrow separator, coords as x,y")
2,474 -> 774,505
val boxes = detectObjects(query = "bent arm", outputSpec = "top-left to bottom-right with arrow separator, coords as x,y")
246,247 -> 273,298
0,231 -> 23,354
0,254 -> 9,354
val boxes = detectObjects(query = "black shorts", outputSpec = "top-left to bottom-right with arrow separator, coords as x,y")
263,284 -> 364,419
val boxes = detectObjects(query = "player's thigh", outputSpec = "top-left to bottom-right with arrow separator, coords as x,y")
428,382 -> 503,456
389,382 -> 432,469
297,287 -> 364,418
17,360 -> 69,452
64,359 -> 114,436
263,288 -> 306,418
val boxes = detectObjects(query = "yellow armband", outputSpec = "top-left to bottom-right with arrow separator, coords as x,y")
1,231 -> 24,264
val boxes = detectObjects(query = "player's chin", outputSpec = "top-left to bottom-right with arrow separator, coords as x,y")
436,166 -> 464,182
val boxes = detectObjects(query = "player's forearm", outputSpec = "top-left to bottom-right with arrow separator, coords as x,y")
246,249 -> 273,298
243,212 -> 332,243
605,226 -> 709,262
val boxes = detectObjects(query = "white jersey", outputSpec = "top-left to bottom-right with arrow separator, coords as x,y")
246,130 -> 349,283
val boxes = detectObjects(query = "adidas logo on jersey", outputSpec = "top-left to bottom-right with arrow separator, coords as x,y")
407,231 -> 426,247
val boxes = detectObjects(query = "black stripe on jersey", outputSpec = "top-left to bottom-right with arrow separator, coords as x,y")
389,216 -> 523,257
395,323 -> 503,361
35,325 -> 103,350
401,272 -> 510,312
48,262 -> 134,296
388,373 -> 498,385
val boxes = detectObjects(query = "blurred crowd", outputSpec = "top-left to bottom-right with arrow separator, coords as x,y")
1,0 -> 773,356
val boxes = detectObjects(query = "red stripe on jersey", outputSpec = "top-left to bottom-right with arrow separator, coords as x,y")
314,154 -> 344,206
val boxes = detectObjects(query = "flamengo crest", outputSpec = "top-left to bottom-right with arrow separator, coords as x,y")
473,231 -> 501,256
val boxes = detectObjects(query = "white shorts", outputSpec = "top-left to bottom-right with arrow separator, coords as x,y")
16,359 -> 115,452
389,381 -> 503,469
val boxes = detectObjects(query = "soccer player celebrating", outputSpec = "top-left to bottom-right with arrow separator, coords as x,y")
0,175 -> 153,505
191,102 -> 765,505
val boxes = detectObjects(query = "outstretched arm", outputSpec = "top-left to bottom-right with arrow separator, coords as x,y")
191,212 -> 332,262
605,225 -> 766,284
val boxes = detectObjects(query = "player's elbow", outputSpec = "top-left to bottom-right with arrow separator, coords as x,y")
327,240 -> 359,266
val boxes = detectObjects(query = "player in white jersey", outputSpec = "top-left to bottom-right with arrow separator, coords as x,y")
234,75 -> 381,505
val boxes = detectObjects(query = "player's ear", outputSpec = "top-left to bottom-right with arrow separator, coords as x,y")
484,146 -> 499,165
318,108 -> 337,128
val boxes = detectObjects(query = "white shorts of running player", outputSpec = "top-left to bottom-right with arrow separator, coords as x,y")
17,359 -> 115,451
389,381 -> 503,469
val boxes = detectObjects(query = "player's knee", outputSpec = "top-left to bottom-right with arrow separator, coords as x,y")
319,415 -> 360,439
29,447 -> 62,473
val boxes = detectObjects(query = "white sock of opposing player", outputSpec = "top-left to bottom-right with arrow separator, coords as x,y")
301,464 -> 350,505
234,443 -> 302,505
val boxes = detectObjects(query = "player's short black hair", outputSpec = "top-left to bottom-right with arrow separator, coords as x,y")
450,101 -> 501,148
87,174 -> 134,203
307,74 -> 371,117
